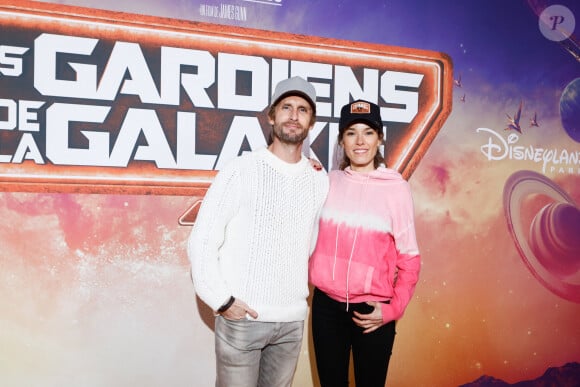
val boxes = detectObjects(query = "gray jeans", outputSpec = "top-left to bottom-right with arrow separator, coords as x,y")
214,316 -> 304,387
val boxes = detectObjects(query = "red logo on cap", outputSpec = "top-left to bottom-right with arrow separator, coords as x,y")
350,102 -> 371,114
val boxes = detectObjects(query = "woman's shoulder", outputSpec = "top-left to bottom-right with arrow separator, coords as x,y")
328,169 -> 346,183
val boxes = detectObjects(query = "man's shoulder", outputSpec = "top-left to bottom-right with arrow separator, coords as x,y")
313,168 -> 329,183
217,148 -> 264,173
308,167 -> 329,195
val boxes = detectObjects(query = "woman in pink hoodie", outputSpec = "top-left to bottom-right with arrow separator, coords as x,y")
309,99 -> 421,387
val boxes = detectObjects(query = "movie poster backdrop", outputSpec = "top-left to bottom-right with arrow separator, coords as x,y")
1,0 -> 578,386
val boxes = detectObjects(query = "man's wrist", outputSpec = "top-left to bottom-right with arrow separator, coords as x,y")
217,296 -> 235,313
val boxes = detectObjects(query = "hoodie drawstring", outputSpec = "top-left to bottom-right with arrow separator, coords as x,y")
332,174 -> 370,311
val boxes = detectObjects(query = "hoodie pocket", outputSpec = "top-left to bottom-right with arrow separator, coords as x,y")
309,254 -> 375,297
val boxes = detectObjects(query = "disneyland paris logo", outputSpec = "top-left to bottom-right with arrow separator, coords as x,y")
477,128 -> 580,175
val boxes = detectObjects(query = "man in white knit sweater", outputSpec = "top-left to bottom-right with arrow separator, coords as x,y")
188,76 -> 328,387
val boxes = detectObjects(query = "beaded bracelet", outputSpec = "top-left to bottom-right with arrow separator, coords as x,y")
217,296 -> 235,313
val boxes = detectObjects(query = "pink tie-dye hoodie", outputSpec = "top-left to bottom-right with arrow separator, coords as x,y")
309,166 -> 421,323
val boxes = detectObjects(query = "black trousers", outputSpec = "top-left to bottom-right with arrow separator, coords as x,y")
312,288 -> 396,387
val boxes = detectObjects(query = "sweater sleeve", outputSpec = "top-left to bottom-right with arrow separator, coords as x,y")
381,252 -> 421,323
187,163 -> 241,311
381,182 -> 421,323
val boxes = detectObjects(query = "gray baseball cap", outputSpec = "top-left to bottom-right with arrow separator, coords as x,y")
270,76 -> 316,112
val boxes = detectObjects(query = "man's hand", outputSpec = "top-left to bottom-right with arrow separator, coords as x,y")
220,298 -> 258,320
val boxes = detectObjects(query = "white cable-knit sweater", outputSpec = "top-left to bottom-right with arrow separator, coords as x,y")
188,147 -> 328,322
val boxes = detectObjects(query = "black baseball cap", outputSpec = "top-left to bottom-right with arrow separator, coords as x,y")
339,99 -> 383,135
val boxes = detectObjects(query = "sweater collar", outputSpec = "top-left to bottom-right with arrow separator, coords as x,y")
259,147 -> 308,175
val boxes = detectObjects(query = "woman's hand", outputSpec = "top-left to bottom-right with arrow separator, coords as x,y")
308,158 -> 323,171
352,301 -> 384,333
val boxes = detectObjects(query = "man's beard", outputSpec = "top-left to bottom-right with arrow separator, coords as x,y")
272,123 -> 309,144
